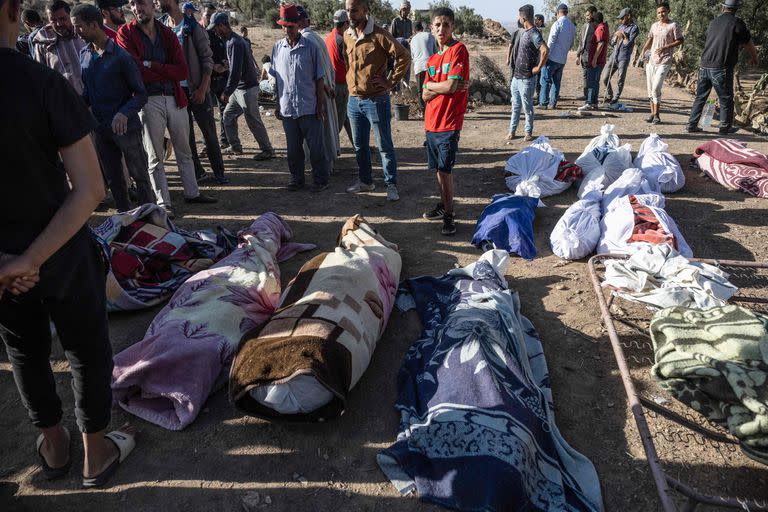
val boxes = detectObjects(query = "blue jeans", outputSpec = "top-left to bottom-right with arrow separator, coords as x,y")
348,95 -> 397,185
282,115 -> 329,186
585,65 -> 604,106
539,59 -> 565,107
509,77 -> 536,135
687,67 -> 734,131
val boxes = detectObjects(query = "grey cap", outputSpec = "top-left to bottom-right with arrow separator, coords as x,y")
721,0 -> 741,8
556,3 -> 568,12
616,7 -> 632,19
206,11 -> 229,30
333,9 -> 348,23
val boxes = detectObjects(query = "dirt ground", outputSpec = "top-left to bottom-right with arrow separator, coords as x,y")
2,25 -> 767,512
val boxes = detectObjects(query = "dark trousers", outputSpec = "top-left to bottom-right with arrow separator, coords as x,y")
210,77 -> 228,146
184,87 -> 226,179
416,71 -> 427,111
586,65 -> 604,105
282,115 -> 328,186
0,231 -> 113,433
603,59 -> 630,102
93,128 -> 155,211
687,67 -> 734,131
581,62 -> 589,98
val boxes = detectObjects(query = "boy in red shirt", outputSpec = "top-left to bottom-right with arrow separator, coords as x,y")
578,11 -> 608,111
420,7 -> 469,236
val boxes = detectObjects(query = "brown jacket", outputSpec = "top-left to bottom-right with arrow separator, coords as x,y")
344,17 -> 411,98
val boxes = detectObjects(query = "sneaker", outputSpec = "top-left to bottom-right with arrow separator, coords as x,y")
346,180 -> 375,193
197,174 -> 216,184
547,104 -> 556,110
523,134 -> 533,142
686,125 -> 703,133
422,203 -> 445,220
253,150 -> 276,161
441,213 -> 457,236
285,182 -> 304,191
719,127 -> 739,135
506,132 -> 516,141
221,146 -> 243,155
310,182 -> 329,193
577,103 -> 594,111
609,98 -> 619,105
214,176 -> 230,185
645,115 -> 655,123
479,240 -> 495,252
184,194 -> 217,204
387,184 -> 400,202
651,115 -> 661,125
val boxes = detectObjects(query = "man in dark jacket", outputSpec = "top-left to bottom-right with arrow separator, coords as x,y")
686,0 -> 758,134
159,0 -> 228,184
118,0 -> 216,218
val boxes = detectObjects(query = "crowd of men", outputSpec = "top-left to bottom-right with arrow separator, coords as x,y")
505,0 -> 758,139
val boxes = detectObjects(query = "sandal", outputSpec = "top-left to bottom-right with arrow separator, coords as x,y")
36,430 -> 72,480
82,429 -> 136,488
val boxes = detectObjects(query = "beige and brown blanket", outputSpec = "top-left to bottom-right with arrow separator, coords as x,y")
229,216 -> 401,421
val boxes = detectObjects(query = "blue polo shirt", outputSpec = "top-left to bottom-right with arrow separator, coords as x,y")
80,38 -> 147,133
270,34 -> 324,119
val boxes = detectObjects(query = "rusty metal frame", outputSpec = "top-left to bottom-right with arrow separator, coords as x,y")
587,254 -> 768,511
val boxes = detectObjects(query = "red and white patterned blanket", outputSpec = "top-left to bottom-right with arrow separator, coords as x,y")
693,138 -> 768,198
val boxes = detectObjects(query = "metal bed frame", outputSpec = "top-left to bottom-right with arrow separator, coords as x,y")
587,255 -> 768,511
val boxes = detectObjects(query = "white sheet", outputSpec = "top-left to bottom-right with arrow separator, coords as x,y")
250,374 -> 335,415
634,133 -> 685,193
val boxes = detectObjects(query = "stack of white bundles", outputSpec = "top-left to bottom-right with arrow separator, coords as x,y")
633,133 -> 685,193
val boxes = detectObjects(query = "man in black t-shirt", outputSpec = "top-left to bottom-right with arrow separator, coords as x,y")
0,0 -> 137,487
686,0 -> 758,134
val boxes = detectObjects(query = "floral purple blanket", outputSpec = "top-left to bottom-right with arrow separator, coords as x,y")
111,213 -> 315,430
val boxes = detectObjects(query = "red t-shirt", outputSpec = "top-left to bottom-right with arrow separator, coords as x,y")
588,22 -> 609,66
424,41 -> 470,133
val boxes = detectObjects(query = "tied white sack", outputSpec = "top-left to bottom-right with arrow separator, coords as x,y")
598,193 -> 693,257
576,125 -> 633,198
601,168 -> 660,213
634,133 -> 685,193
504,136 -> 571,198
602,245 -> 737,309
550,190 -> 602,260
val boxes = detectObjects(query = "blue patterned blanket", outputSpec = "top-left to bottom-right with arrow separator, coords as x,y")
378,251 -> 603,511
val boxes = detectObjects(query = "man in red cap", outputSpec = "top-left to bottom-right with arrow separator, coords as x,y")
269,3 -> 328,191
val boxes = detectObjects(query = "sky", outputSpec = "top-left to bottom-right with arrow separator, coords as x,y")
407,0 -> 548,24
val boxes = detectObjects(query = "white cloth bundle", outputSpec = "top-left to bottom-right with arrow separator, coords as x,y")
603,245 -> 737,309
634,133 -> 685,193
550,190 -> 602,260
504,136 -> 571,198
601,168 -> 660,213
576,125 -> 632,198
598,193 -> 692,257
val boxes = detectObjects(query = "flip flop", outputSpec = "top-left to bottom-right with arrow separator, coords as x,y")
36,430 -> 72,480
82,430 -> 136,488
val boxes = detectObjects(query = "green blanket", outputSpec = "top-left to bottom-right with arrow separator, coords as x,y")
650,305 -> 768,464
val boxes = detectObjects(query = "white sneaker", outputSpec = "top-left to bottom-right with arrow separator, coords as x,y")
346,180 -> 375,193
386,184 -> 400,201
577,103 -> 595,111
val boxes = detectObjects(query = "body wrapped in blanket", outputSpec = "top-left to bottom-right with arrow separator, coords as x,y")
93,204 -> 235,312
111,213 -> 314,430
229,216 -> 402,421
378,251 -> 603,512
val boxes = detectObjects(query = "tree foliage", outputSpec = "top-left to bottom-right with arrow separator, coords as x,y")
543,0 -> 766,71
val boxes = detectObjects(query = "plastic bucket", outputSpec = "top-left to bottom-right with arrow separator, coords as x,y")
393,103 -> 410,121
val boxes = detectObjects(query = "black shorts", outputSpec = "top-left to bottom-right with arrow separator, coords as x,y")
426,130 -> 460,174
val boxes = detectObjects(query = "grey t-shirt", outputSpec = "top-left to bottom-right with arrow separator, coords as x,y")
410,31 -> 438,74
